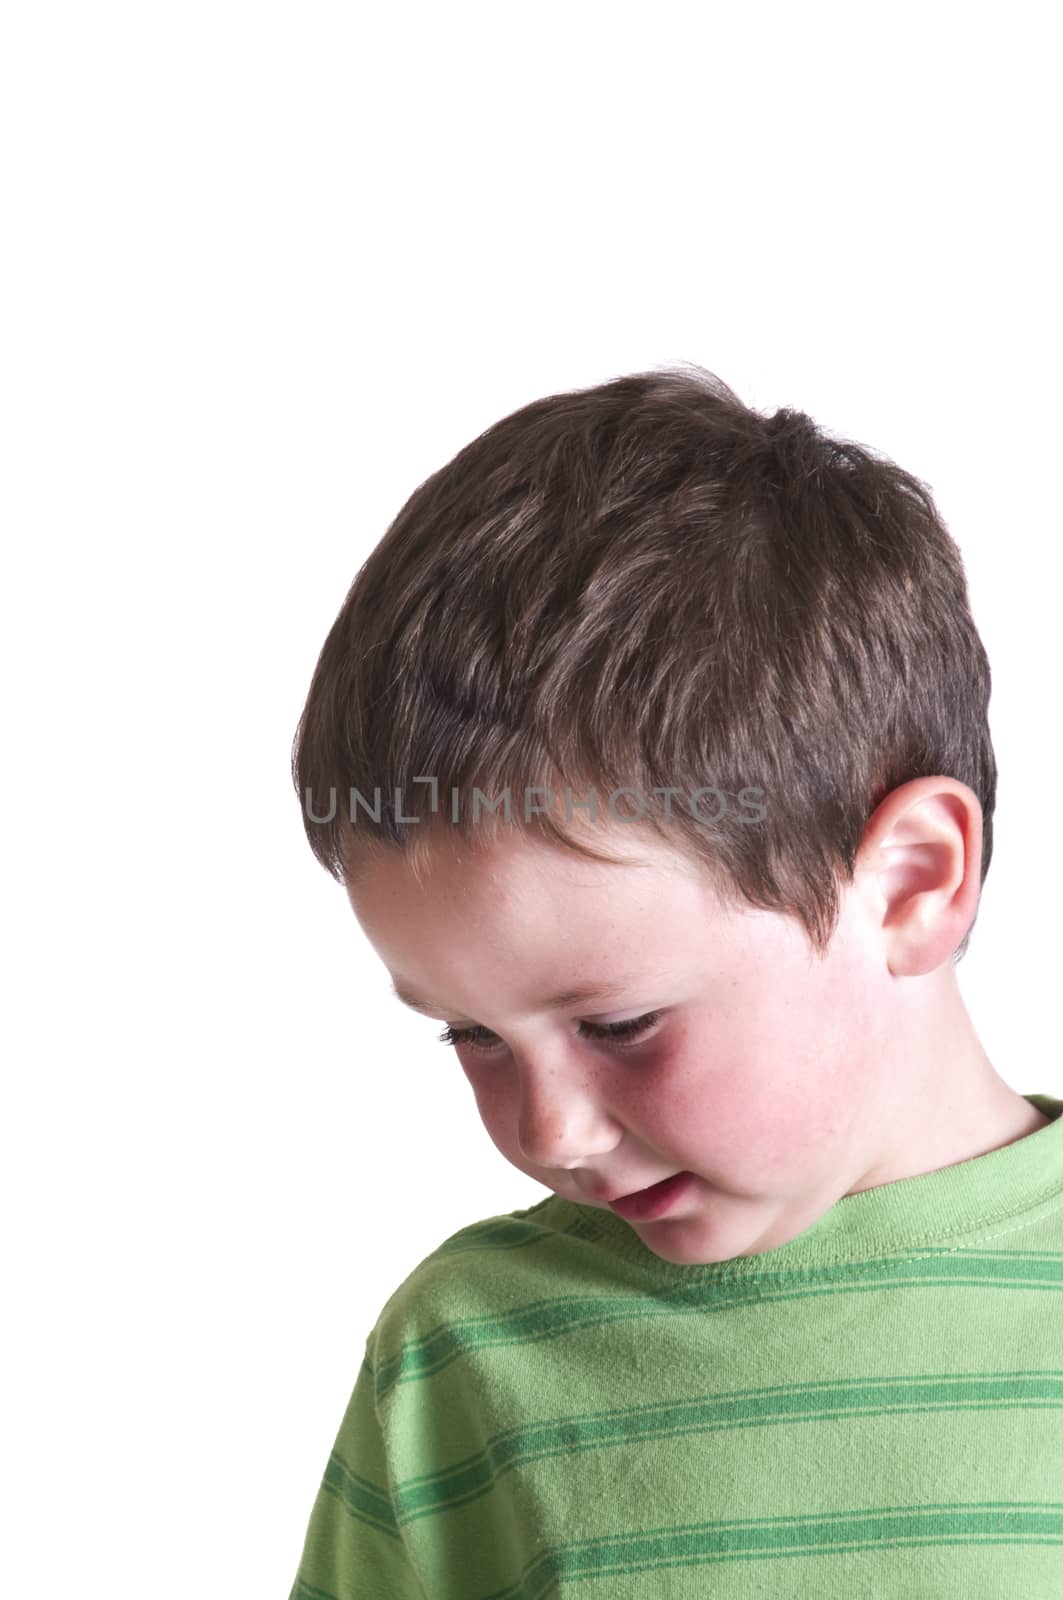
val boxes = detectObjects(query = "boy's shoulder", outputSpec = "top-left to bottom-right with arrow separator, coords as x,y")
366,1192 -> 608,1358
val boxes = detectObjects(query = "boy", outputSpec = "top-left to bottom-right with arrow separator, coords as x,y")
286,365 -> 1063,1597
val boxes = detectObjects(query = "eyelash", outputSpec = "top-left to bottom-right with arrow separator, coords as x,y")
436,1010 -> 663,1055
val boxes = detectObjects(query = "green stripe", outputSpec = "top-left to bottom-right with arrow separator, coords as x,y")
288,1580 -> 340,1600
320,1449 -> 402,1537
479,1504 -> 1063,1600
374,1248 -> 1063,1399
370,1370 -> 1063,1523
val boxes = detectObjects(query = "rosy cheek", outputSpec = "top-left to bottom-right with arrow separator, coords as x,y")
460,1060 -> 512,1119
611,1044 -> 692,1119
628,1042 -> 745,1130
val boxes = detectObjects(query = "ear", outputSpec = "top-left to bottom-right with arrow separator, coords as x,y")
854,777 -> 984,977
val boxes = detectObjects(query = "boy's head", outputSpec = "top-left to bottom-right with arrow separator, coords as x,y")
292,365 -> 1038,1264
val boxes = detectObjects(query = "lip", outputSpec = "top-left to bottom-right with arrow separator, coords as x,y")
607,1171 -> 695,1221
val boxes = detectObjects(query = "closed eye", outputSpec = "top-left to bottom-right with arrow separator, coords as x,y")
437,1010 -> 663,1055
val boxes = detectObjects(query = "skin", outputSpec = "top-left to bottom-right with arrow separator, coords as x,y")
343,777 -> 1050,1266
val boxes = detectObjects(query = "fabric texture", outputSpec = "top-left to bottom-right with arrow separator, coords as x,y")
288,1092 -> 1063,1597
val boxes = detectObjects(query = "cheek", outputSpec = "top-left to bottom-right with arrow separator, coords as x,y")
635,1028 -> 846,1180
460,1060 -> 518,1141
459,1061 -> 561,1183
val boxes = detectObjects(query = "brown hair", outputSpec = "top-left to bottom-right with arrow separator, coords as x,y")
291,363 -> 996,961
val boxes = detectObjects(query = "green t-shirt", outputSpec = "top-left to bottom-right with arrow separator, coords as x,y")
288,1093 -> 1063,1597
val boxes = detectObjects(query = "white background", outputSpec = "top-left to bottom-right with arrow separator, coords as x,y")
2,4 -> 1060,1594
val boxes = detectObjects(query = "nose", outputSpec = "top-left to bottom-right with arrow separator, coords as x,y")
513,1049 -> 621,1169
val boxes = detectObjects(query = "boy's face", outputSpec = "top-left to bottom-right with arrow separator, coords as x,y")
343,820 -> 913,1265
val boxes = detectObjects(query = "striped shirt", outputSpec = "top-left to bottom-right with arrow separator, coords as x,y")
288,1092 -> 1063,1597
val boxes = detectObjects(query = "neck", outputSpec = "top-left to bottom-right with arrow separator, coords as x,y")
848,963 -> 1048,1195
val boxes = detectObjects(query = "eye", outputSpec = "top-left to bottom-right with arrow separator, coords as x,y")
437,1010 -> 664,1056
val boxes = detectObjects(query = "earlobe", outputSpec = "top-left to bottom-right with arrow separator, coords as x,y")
859,778 -> 984,978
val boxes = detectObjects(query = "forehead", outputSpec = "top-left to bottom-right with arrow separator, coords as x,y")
343,821 -> 785,996
344,827 -> 715,1022
344,819 -> 698,913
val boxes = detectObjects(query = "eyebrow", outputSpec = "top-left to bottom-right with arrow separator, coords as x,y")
390,978 -> 641,1018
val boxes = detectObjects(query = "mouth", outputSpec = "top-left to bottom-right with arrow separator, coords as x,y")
607,1171 -> 695,1221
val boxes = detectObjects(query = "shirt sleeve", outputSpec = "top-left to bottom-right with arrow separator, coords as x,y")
287,1347 -> 425,1600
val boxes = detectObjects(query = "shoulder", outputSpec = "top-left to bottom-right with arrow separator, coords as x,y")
366,1194 -> 598,1371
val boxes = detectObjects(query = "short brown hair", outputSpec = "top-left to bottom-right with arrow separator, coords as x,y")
291,363 -> 996,961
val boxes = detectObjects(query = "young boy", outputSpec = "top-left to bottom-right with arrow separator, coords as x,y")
286,365 -> 1063,1597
